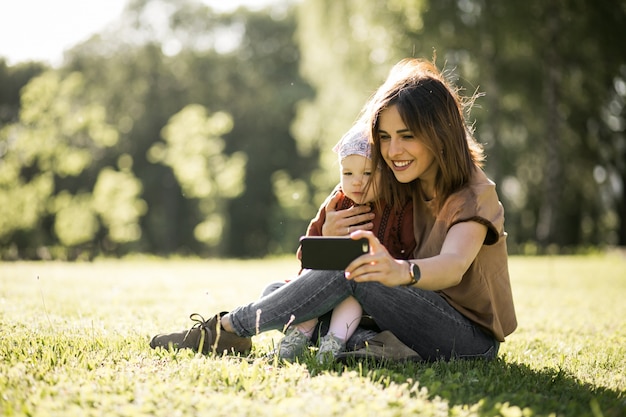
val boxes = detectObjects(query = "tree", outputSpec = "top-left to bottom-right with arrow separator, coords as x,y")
293,0 -> 425,205
0,71 -> 146,259
0,59 -> 48,125
148,104 -> 246,253
59,0 -> 313,257
293,0 -> 626,252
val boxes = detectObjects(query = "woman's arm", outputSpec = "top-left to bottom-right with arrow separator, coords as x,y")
345,221 -> 487,290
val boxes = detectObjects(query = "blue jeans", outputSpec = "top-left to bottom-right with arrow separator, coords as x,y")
228,269 -> 499,361
258,281 -> 379,351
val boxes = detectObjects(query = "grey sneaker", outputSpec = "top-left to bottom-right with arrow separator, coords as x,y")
277,328 -> 310,361
316,333 -> 345,363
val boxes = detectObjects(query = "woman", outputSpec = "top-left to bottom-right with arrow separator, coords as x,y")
150,58 -> 517,361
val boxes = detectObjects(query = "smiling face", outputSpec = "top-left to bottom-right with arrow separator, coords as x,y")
377,105 -> 439,197
339,154 -> 381,204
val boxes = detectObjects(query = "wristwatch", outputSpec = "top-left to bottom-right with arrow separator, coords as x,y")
404,261 -> 421,286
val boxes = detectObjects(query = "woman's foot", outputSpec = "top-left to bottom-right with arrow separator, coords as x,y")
316,333 -> 345,363
149,312 -> 252,355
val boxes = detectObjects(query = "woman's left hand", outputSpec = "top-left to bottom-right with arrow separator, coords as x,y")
344,230 -> 409,287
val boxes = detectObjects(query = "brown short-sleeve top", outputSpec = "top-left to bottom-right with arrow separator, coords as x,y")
412,168 -> 517,341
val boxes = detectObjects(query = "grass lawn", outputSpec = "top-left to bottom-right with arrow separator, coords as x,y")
1,254 -> 624,416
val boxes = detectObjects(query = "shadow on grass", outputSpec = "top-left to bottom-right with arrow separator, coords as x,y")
332,357 -> 624,417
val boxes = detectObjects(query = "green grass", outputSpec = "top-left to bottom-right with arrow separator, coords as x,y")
1,254 -> 624,416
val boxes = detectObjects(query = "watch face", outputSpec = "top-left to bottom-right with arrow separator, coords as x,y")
411,263 -> 420,280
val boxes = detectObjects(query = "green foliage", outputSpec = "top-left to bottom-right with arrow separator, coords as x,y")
0,255 -> 624,416
2,0 -> 623,258
293,0 -> 424,203
55,2 -> 313,258
0,71 -> 142,257
154,105 -> 243,200
0,58 -> 47,124
0,168 -> 53,239
294,0 -> 626,250
150,104 -> 246,248
52,192 -> 99,246
92,166 -> 147,243
19,72 -> 119,164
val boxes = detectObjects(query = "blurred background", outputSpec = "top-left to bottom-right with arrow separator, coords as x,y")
1,0 -> 624,260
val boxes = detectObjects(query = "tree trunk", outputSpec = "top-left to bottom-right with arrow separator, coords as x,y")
536,5 -> 562,248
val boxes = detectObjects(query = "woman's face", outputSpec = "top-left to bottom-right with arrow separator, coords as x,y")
340,154 -> 381,204
378,105 -> 438,189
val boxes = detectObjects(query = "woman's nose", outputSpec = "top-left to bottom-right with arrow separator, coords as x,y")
388,138 -> 403,156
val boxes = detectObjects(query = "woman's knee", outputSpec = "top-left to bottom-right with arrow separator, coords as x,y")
260,281 -> 285,297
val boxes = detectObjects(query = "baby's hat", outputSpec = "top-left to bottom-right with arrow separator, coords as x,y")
332,122 -> 371,160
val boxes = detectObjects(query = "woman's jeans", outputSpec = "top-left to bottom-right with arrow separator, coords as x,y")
258,281 -> 379,351
228,269 -> 499,361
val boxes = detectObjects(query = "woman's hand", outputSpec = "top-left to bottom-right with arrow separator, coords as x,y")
346,221 -> 489,290
344,230 -> 410,287
321,193 -> 375,236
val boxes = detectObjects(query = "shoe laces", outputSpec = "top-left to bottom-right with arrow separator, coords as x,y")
317,334 -> 344,358
275,328 -> 311,361
280,328 -> 309,350
184,313 -> 213,344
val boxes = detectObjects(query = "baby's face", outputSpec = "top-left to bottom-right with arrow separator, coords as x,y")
340,155 -> 381,204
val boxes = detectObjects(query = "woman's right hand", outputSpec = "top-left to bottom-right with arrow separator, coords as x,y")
344,230 -> 409,287
321,192 -> 375,236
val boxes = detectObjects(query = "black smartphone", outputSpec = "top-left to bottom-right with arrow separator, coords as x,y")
299,236 -> 370,270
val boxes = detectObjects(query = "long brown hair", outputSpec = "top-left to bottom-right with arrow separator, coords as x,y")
363,58 -> 485,210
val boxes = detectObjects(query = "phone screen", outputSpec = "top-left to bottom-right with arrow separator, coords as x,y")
299,236 -> 369,270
